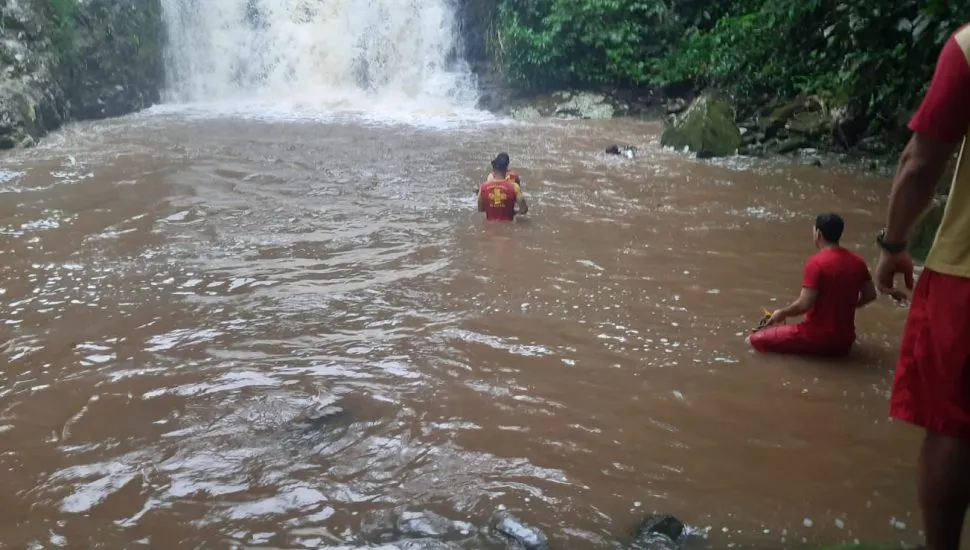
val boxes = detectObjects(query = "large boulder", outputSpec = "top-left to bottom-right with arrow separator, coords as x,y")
660,92 -> 741,157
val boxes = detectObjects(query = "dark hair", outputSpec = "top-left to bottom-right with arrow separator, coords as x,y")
491,153 -> 510,171
815,213 -> 845,243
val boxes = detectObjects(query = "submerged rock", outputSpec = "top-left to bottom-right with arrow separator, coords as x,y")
492,511 -> 549,549
660,92 -> 741,158
634,514 -> 685,542
606,144 -> 638,159
396,511 -> 472,539
392,538 -> 463,550
628,532 -> 679,550
627,513 -> 685,550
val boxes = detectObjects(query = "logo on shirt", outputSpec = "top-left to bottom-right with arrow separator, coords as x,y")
488,187 -> 508,207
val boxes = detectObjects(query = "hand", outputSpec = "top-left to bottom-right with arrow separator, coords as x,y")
766,309 -> 787,326
875,249 -> 915,302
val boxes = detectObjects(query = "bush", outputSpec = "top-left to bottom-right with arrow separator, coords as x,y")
495,0 -> 683,91
496,0 -> 970,144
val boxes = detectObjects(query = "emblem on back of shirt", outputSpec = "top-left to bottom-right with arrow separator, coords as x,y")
488,187 -> 508,207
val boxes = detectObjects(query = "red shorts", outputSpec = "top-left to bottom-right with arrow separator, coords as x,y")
749,324 -> 853,357
890,268 -> 970,439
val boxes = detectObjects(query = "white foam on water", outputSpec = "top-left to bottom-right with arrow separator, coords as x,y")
156,0 -> 501,129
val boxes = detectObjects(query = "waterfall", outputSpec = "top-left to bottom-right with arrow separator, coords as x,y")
159,0 -> 479,112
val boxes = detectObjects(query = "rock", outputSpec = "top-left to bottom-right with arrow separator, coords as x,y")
856,136 -> 889,155
771,137 -> 812,155
910,196 -> 946,262
606,144 -> 638,159
0,0 -> 163,150
393,540 -> 463,550
396,511 -> 464,539
660,92 -> 741,158
511,106 -> 542,121
628,532 -> 679,550
787,109 -> 829,139
664,97 -> 688,114
553,91 -> 615,119
492,511 -> 548,550
69,0 -> 164,120
810,545 -> 901,550
634,514 -> 685,542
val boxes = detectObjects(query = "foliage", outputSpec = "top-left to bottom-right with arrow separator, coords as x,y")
656,0 -> 970,134
495,0 -> 683,91
495,0 -> 970,142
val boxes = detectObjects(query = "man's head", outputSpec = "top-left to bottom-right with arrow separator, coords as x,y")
491,153 -> 510,173
814,213 -> 845,247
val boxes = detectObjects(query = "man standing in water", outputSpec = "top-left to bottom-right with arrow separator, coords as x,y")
876,23 -> 970,550
748,213 -> 877,356
478,153 -> 528,221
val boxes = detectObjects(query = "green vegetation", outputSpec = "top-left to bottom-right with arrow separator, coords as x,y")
494,0 -> 970,144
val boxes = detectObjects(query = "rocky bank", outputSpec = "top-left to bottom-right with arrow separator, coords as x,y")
0,0 -> 163,149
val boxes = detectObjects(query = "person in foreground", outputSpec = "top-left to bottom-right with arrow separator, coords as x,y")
747,213 -> 877,356
478,153 -> 528,222
875,22 -> 970,550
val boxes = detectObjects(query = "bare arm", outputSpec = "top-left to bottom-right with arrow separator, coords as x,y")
514,183 -> 528,215
857,279 -> 878,308
884,133 -> 957,243
477,188 -> 486,212
777,287 -> 818,319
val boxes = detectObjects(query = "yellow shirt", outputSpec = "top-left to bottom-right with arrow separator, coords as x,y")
916,25 -> 970,277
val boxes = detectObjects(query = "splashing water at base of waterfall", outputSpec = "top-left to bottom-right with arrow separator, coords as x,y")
158,0 -> 485,124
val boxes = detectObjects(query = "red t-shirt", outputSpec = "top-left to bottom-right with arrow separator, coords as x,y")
908,24 -> 970,144
801,247 -> 872,344
478,179 -> 519,221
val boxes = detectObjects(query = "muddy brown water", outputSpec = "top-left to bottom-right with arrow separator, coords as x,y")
0,110 -> 928,548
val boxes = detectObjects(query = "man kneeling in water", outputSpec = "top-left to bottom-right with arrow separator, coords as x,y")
478,153 -> 528,222
747,213 -> 878,357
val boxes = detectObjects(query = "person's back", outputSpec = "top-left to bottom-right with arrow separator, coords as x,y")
478,153 -> 527,222
801,246 -> 871,349
479,177 -> 519,221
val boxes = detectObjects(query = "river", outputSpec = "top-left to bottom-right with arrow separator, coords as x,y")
0,109 -> 922,548
0,0 -> 927,548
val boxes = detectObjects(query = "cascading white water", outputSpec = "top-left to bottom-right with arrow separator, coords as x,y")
159,0 -> 481,117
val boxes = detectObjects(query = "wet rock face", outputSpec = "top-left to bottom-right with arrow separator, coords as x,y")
0,0 -> 164,150
0,0 -> 64,149
660,92 -> 741,158
69,0 -> 165,120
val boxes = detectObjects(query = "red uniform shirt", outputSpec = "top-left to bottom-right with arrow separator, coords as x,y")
478,177 -> 521,221
801,247 -> 872,344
